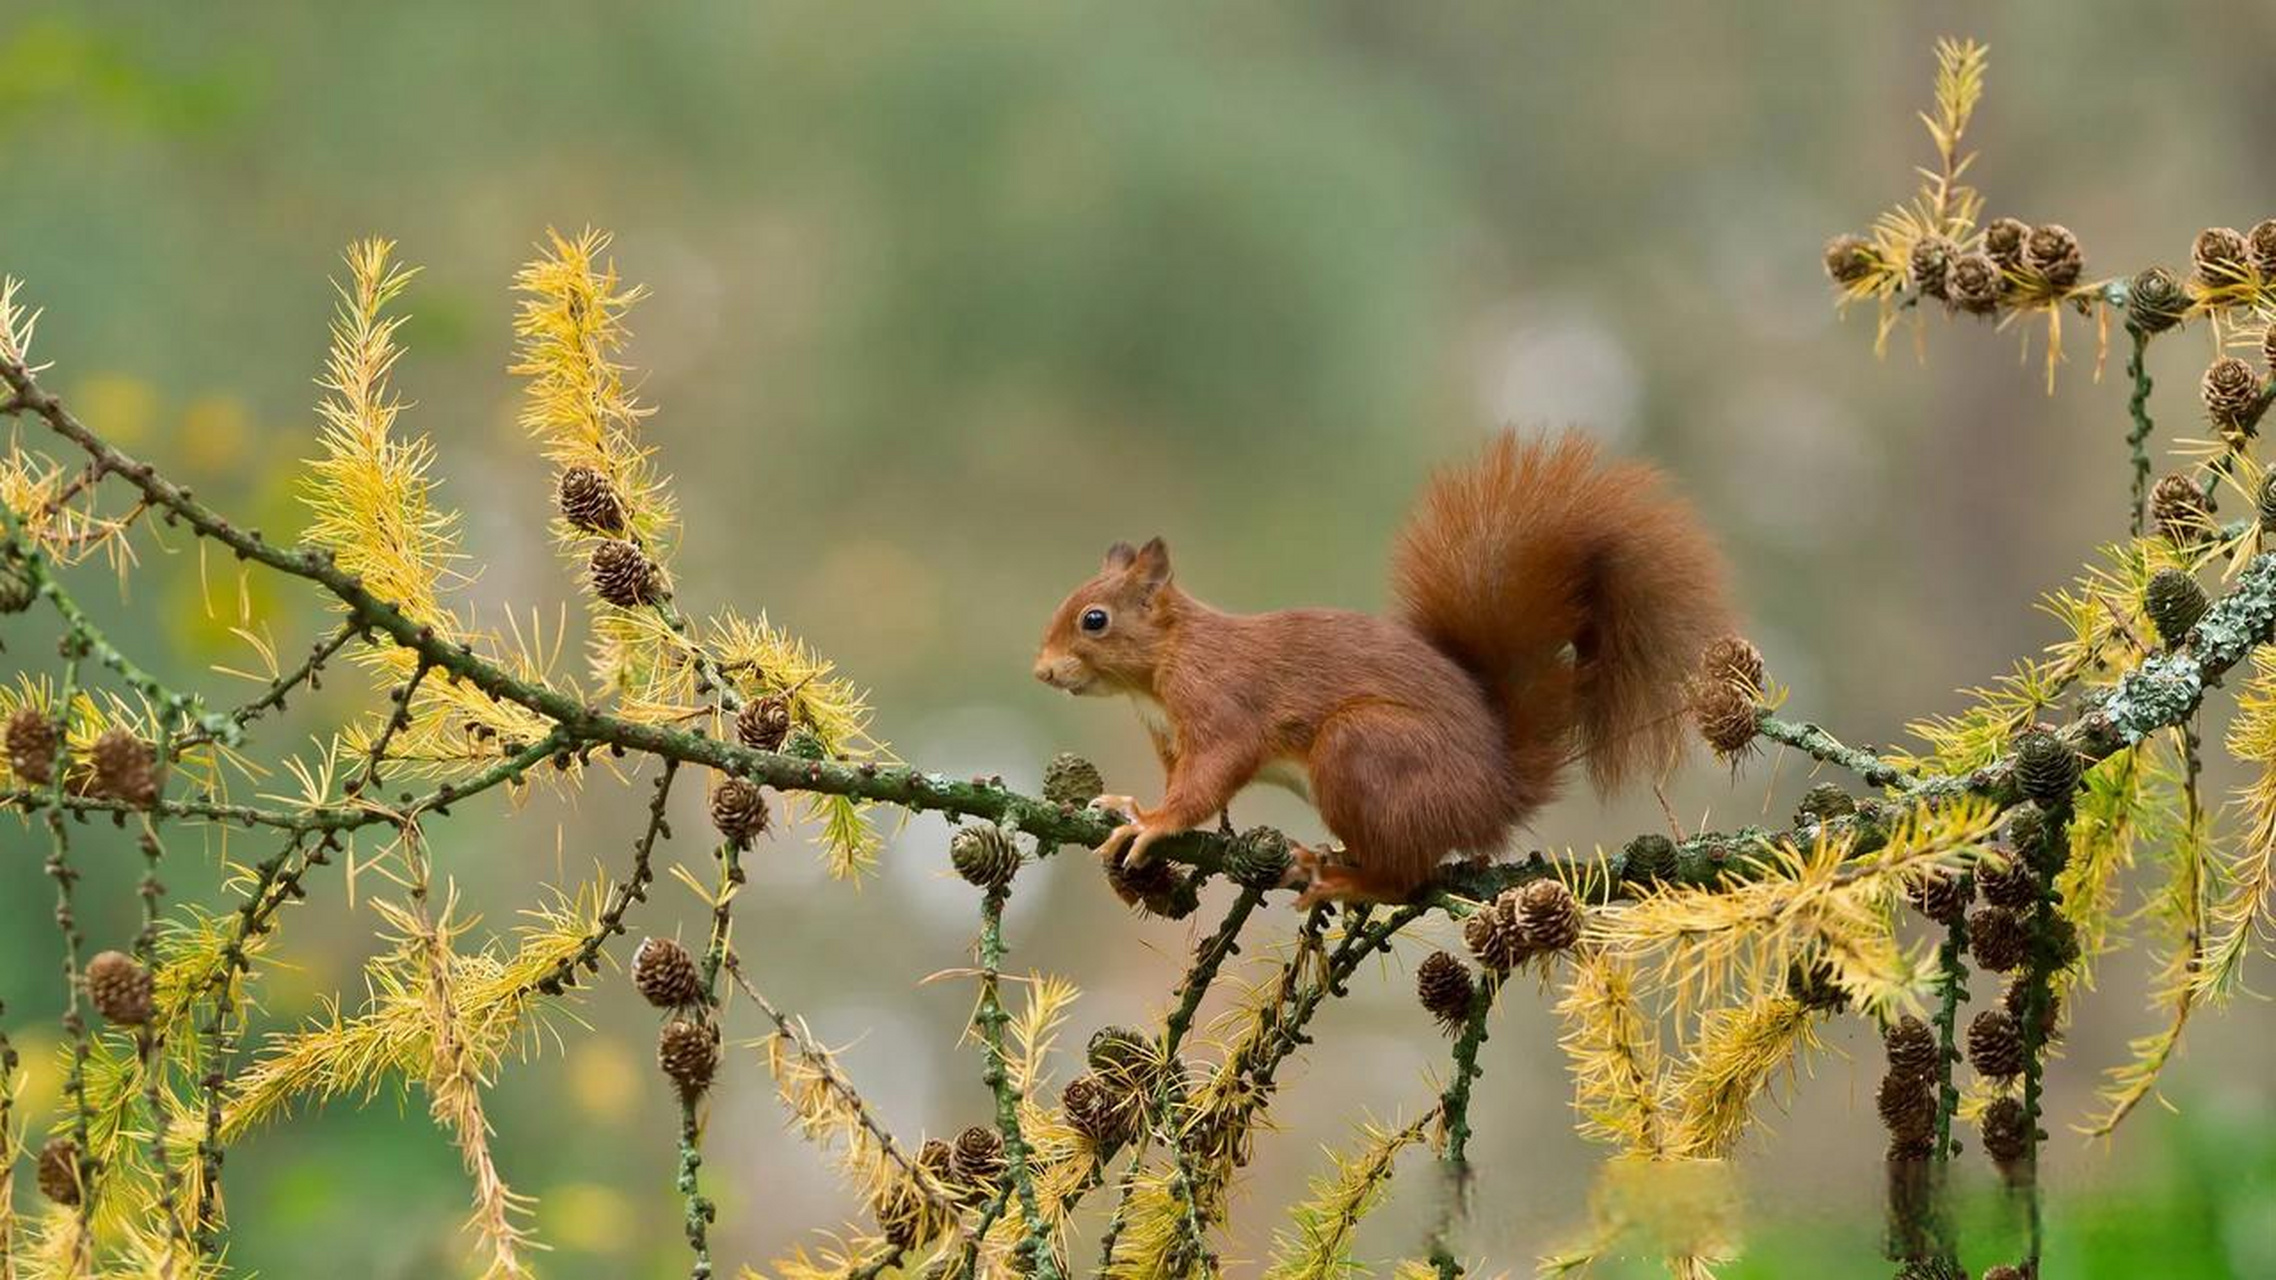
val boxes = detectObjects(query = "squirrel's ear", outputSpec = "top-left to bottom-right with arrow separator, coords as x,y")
1103,541 -> 1138,572
1134,536 -> 1172,590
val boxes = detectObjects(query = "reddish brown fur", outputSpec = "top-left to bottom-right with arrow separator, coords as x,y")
1035,431 -> 1730,902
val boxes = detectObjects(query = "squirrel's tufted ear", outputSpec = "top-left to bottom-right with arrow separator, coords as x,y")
1103,541 -> 1138,572
1134,537 -> 1173,591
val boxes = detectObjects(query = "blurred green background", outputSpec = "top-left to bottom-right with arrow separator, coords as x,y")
4,2 -> 2274,1276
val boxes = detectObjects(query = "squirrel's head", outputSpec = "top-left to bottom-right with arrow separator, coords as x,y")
1034,538 -> 1176,697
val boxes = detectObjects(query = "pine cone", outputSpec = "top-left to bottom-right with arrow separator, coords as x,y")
2264,325 -> 2276,374
1887,1133 -> 1937,1163
556,464 -> 627,534
1785,955 -> 1848,1013
708,776 -> 769,847
918,1137 -> 955,1182
1909,235 -> 1956,299
1976,853 -> 2040,911
2128,266 -> 2187,334
1514,878 -> 1583,953
734,694 -> 792,752
1086,1026 -> 1155,1090
657,1018 -> 720,1096
2194,226 -> 2250,286
37,1135 -> 79,1206
91,727 -> 156,806
949,824 -> 1021,890
1823,234 -> 1879,285
633,937 -> 701,1009
2251,219 -> 2276,279
6,705 -> 58,786
2202,355 -> 2263,429
1041,752 -> 1105,808
2152,473 -> 2211,546
1966,1008 -> 2028,1080
1876,1071 -> 1937,1142
2024,224 -> 2081,289
1104,845 -> 1188,915
86,950 -> 152,1026
2011,731 -> 2081,810
1946,252 -> 2002,314
2004,980 -> 2062,1043
2005,803 -> 2049,858
2145,568 -> 2209,648
1462,892 -> 1530,971
1699,635 -> 1765,695
0,556 -> 32,614
1416,950 -> 1476,1033
1692,682 -> 1758,759
1983,217 -> 2029,272
1062,1073 -> 1133,1148
1908,875 -> 1969,925
1224,825 -> 1293,890
2262,472 -> 2276,535
1970,906 -> 2029,973
873,1178 -> 928,1251
783,725 -> 829,761
950,1125 -> 1006,1187
1979,1096 -> 2033,1165
1794,781 -> 1856,827
1883,1015 -> 1939,1080
589,539 -> 662,607
1623,832 -> 1677,884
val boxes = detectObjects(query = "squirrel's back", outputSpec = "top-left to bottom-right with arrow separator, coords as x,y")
1390,431 -> 1729,804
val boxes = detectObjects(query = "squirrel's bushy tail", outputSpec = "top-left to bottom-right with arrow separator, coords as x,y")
1391,430 -> 1730,799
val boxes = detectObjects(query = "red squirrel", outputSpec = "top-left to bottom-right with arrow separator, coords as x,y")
1032,430 -> 1731,906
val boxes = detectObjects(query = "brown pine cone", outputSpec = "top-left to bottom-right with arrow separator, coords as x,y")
1416,950 -> 1476,1033
1908,875 -> 1969,925
1698,635 -> 1765,695
1947,252 -> 2003,315
556,464 -> 627,534
2004,980 -> 2062,1042
1966,1008 -> 2028,1080
657,1018 -> 720,1096
1983,217 -> 2029,272
2152,473 -> 2212,546
86,950 -> 153,1025
1085,1026 -> 1155,1088
1692,681 -> 1759,759
6,705 -> 58,786
2250,220 -> 2276,279
1976,855 -> 2039,910
589,539 -> 663,607
1462,893 -> 1530,971
1514,878 -> 1583,953
1876,1071 -> 1937,1142
632,936 -> 701,1008
1883,1015 -> 1939,1080
949,824 -> 1021,890
1042,752 -> 1105,808
2024,224 -> 2081,289
2194,226 -> 2250,285
90,727 -> 156,806
1785,955 -> 1848,1013
1979,1096 -> 2033,1165
1062,1072 -> 1134,1148
2203,356 -> 2264,430
37,1135 -> 80,1205
1823,234 -> 1879,285
708,776 -> 769,848
1970,906 -> 2029,974
1909,235 -> 1956,299
1887,1133 -> 1937,1163
950,1125 -> 1006,1187
735,694 -> 793,752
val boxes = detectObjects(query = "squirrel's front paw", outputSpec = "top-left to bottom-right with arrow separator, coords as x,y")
1096,820 -> 1145,863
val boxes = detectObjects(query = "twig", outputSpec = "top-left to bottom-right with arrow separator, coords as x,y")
1427,967 -> 1502,1279
1756,712 -> 1915,790
973,882 -> 1059,1280
2125,321 -> 2157,536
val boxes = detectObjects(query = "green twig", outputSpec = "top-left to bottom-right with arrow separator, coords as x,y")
1428,964 -> 1502,1278
1757,712 -> 1916,790
2126,322 -> 2156,536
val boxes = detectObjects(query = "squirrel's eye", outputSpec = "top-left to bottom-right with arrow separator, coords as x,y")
1079,607 -> 1110,634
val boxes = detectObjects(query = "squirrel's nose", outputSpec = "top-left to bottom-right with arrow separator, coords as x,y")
1032,660 -> 1056,687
